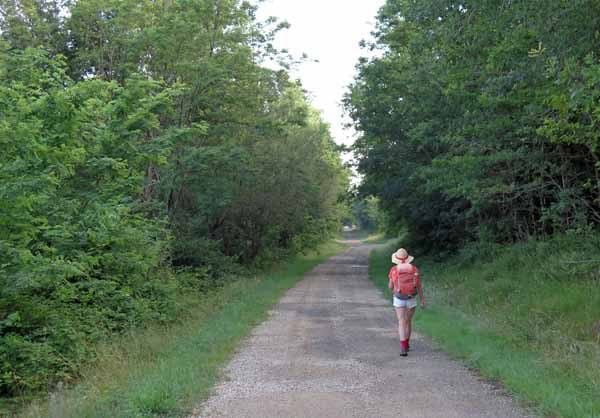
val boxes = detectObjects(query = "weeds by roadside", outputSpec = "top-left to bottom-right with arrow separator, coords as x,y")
369,234 -> 600,418
13,241 -> 345,418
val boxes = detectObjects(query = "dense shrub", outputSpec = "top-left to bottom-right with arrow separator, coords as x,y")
0,47 -> 181,395
0,0 -> 348,398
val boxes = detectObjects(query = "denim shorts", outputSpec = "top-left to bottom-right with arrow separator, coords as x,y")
393,296 -> 418,309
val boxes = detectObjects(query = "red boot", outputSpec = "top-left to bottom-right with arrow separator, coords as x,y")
400,340 -> 408,356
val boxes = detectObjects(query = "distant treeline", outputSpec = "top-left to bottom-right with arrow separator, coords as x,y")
0,0 -> 347,396
346,0 -> 600,255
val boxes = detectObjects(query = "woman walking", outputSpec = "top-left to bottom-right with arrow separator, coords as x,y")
388,248 -> 425,356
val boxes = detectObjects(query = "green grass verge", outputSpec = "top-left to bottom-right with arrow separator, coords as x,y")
364,232 -> 390,244
16,241 -> 346,418
369,238 -> 600,418
337,229 -> 394,244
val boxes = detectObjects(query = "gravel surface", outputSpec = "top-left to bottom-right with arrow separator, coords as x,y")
194,241 -> 534,418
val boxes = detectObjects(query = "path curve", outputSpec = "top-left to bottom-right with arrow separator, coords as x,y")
195,242 -> 532,418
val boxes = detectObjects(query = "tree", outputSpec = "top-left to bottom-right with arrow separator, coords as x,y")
0,0 -> 348,396
346,0 -> 600,254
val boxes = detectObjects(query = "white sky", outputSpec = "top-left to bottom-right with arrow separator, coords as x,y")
256,0 -> 384,150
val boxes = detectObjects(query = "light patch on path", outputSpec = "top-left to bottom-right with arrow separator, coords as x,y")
194,243 -> 533,418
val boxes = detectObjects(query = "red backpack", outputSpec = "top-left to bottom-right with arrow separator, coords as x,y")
394,263 -> 419,297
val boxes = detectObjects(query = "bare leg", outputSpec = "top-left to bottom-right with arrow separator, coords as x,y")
395,307 -> 407,341
395,307 -> 409,355
406,307 -> 416,340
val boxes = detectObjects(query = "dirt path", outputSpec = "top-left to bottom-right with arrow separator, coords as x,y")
195,242 -> 532,418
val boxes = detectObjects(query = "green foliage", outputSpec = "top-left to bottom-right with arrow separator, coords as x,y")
0,0 -> 348,402
162,74 -> 348,267
349,196 -> 386,232
0,0 -> 68,53
19,242 -> 345,418
347,0 -> 600,253
0,47 -> 181,396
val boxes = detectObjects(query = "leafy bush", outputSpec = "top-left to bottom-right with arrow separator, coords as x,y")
0,48 -> 180,396
0,0 -> 348,401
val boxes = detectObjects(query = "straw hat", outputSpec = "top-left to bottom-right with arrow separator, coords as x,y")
391,248 -> 414,264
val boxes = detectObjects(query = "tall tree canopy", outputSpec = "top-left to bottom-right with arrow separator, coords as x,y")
346,0 -> 600,254
0,0 -> 348,395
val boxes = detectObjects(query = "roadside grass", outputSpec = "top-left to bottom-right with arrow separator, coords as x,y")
369,236 -> 600,418
338,229 -> 371,241
17,241 -> 346,418
364,232 -> 389,244
337,229 -> 392,244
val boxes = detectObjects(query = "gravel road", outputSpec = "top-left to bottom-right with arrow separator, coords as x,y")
195,241 -> 533,418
